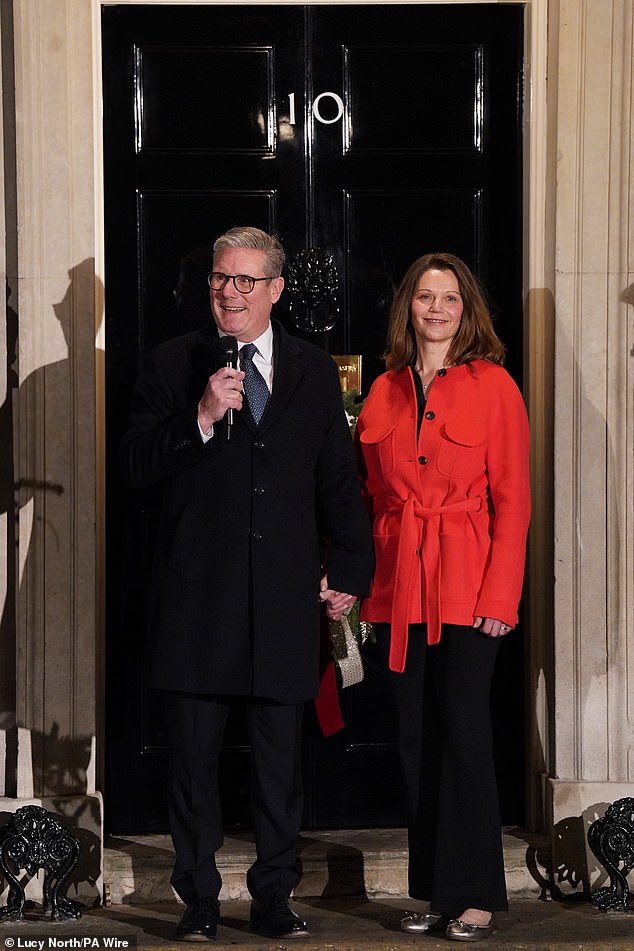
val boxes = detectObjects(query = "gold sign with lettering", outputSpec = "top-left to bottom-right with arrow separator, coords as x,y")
332,355 -> 362,394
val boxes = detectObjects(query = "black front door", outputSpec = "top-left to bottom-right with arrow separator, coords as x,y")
103,3 -> 524,833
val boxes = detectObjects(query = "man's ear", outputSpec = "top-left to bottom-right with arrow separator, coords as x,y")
270,276 -> 284,303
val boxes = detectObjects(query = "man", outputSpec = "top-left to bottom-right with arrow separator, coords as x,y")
120,227 -> 373,941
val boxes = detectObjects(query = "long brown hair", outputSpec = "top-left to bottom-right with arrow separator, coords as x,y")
384,252 -> 506,371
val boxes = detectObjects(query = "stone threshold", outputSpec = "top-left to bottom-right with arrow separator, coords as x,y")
104,825 -> 551,906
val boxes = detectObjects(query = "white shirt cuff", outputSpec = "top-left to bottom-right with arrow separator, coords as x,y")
198,420 -> 214,443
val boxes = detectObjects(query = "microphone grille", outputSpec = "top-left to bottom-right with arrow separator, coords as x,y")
219,335 -> 238,354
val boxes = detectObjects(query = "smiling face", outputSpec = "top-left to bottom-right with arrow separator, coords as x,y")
410,268 -> 463,353
210,247 -> 284,342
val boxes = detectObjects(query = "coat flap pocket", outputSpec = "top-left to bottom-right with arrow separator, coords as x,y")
441,419 -> 485,447
359,424 -> 397,445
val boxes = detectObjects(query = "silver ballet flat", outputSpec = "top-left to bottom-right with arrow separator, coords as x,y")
400,912 -> 450,933
445,913 -> 498,941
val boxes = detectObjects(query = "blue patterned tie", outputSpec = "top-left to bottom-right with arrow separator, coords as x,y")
241,343 -> 270,424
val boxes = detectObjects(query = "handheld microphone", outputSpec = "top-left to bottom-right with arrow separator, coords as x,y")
219,335 -> 239,442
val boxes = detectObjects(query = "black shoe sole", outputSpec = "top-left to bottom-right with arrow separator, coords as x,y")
250,924 -> 309,939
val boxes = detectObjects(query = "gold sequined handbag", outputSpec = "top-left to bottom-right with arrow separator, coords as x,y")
329,615 -> 373,688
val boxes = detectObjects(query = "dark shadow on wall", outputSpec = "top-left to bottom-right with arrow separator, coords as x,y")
550,813 -> 592,898
1,259 -> 100,799
548,802 -> 627,902
30,723 -> 94,798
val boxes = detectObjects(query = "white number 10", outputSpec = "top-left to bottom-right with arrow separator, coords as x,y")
287,92 -> 344,126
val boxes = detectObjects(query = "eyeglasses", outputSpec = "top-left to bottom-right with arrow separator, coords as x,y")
207,272 -> 273,294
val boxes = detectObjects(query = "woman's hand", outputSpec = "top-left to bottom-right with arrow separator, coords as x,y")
319,575 -> 357,621
473,616 -> 513,637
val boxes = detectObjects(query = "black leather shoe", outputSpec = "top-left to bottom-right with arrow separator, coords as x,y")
250,892 -> 309,938
175,897 -> 220,941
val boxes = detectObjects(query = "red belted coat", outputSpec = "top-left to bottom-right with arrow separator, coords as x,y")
356,360 -> 531,673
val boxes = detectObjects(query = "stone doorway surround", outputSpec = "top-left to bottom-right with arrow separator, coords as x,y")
0,0 -> 632,905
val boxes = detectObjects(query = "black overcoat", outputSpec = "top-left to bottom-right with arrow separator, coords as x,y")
120,319 -> 373,703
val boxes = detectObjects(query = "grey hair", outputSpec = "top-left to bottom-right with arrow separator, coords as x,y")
213,226 -> 285,278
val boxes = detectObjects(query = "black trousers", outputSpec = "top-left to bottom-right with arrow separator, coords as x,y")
373,623 -> 508,914
164,691 -> 304,903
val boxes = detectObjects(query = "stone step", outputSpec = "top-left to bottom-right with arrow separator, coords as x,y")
104,826 -> 551,906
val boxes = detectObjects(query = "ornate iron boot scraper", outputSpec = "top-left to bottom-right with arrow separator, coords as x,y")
0,804 -> 81,920
588,797 -> 634,913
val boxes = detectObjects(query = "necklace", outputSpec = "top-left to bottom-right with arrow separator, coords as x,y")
415,366 -> 438,391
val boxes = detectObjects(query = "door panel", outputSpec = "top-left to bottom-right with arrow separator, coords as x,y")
138,48 -> 275,153
139,190 -> 277,352
346,46 -> 482,153
103,3 -> 524,834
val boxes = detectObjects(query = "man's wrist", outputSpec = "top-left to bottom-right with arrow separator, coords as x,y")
197,410 -> 214,441
197,404 -> 214,436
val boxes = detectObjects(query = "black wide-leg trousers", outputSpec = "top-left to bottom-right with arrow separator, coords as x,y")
164,691 -> 304,904
374,622 -> 508,915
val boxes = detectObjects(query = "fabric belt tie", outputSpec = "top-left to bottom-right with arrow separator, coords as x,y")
388,494 -> 486,673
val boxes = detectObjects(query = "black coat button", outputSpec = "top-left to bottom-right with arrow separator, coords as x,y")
425,411 -> 435,420
418,456 -> 428,465
254,440 -> 265,449
254,485 -> 265,495
252,532 -> 263,541
437,368 -> 447,377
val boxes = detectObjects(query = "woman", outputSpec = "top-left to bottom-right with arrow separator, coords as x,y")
357,253 -> 530,941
